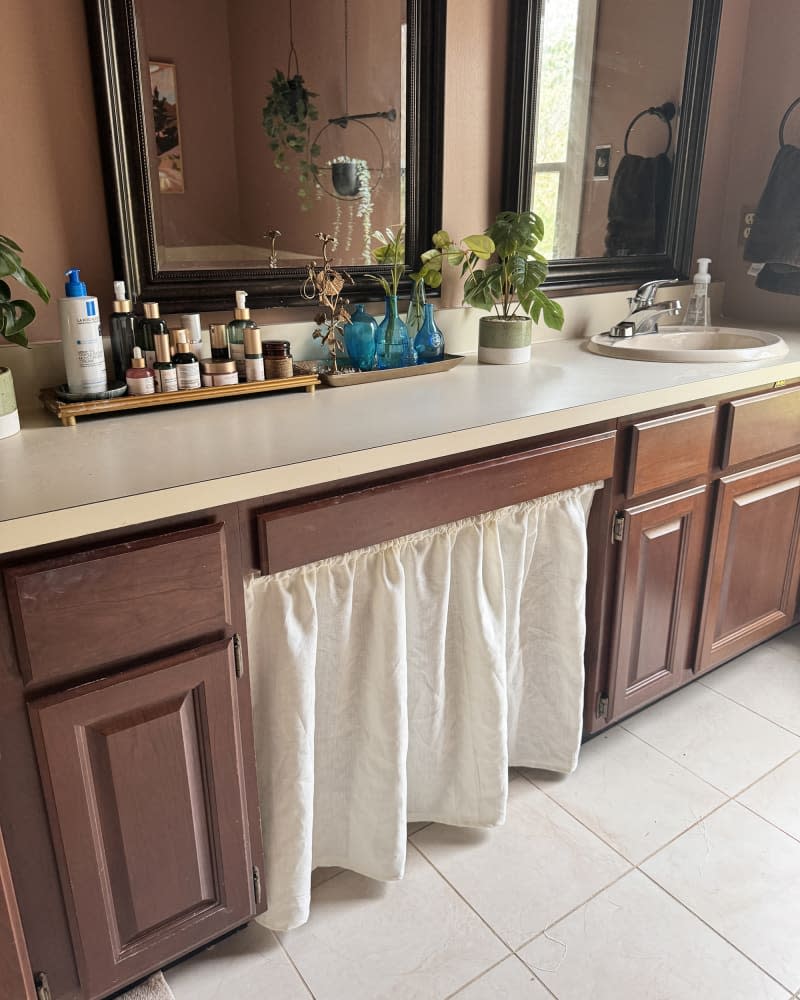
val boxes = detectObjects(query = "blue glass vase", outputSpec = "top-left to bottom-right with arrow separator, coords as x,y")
376,295 -> 413,369
343,303 -> 377,371
405,280 -> 426,338
413,303 -> 445,362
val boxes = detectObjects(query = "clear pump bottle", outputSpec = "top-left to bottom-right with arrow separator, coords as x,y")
682,258 -> 711,328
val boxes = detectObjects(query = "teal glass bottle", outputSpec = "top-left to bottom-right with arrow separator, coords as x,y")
343,303 -> 378,371
375,295 -> 413,369
413,303 -> 445,362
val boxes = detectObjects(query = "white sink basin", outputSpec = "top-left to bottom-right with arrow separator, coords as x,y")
587,326 -> 789,363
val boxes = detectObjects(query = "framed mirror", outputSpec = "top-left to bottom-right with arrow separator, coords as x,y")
502,0 -> 722,290
85,0 -> 445,311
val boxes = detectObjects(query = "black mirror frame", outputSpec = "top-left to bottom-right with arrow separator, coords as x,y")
85,0 -> 446,312
501,0 -> 723,290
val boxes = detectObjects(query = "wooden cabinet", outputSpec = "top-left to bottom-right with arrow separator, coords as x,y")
0,513 -> 264,1000
697,455 -> 800,672
599,384 -> 800,728
608,487 -> 709,718
28,638 -> 256,1000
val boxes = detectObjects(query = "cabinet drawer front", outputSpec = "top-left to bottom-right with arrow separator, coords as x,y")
257,430 -> 616,573
4,522 -> 231,688
28,640 -> 254,999
627,407 -> 715,498
723,385 -> 800,468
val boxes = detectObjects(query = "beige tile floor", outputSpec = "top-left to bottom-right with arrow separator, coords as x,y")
165,626 -> 800,1000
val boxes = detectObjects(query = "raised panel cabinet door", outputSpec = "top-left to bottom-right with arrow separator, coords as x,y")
28,639 -> 256,1000
608,487 -> 709,720
698,455 -> 800,672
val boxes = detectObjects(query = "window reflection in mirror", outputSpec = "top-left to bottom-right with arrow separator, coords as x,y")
136,0 -> 406,272
530,0 -> 691,261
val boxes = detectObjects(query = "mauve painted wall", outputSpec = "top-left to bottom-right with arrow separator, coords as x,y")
714,0 -> 800,324
138,0 -> 242,248
0,0 -> 764,344
576,0 -> 691,258
1,0 -> 114,341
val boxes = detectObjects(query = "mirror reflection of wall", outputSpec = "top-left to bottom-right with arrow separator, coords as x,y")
136,0 -> 405,271
530,0 -> 691,261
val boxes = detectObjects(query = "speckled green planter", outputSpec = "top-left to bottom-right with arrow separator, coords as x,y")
0,367 -> 20,439
478,316 -> 533,365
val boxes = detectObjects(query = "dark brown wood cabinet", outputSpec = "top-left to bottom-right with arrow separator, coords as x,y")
597,382 -> 800,728
0,512 -> 265,1000
28,638 -> 257,1000
608,487 -> 709,718
697,455 -> 800,672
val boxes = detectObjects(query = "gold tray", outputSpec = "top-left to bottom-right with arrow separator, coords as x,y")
40,373 -> 319,427
318,354 -> 465,387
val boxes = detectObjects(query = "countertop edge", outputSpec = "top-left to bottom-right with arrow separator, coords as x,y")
1,358 -> 795,556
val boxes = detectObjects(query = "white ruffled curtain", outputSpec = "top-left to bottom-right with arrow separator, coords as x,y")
245,481 -> 601,931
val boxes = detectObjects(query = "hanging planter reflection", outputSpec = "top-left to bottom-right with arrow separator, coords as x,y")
331,159 -> 360,197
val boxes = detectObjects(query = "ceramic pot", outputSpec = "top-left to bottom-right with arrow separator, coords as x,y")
477,316 -> 533,365
331,161 -> 360,197
0,366 -> 20,439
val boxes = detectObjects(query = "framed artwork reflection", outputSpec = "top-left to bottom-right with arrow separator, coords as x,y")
149,60 -> 184,194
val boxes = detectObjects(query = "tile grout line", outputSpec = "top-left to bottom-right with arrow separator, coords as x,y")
272,929 -> 319,1000
440,955 -> 516,1000
406,839 -> 517,954
636,867 -> 796,995
617,720 -> 784,798
515,768 -> 635,867
696,677 -> 800,739
510,865 -> 634,956
735,796 -> 800,850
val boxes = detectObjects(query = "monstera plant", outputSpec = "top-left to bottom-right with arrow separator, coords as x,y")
0,234 -> 49,349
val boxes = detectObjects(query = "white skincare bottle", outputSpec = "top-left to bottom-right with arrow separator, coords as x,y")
59,268 -> 108,395
682,258 -> 711,328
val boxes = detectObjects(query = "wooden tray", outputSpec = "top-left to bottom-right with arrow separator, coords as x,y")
319,354 -> 465,387
40,373 -> 319,427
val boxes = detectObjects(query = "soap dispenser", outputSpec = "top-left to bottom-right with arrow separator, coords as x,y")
682,258 -> 711,328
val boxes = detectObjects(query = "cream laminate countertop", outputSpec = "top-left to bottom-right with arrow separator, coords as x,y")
2,333 -> 800,555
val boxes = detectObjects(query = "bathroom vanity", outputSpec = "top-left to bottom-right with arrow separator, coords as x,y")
1,339 -> 800,999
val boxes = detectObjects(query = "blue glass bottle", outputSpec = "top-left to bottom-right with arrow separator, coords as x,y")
414,303 -> 445,362
343,303 -> 377,371
405,279 -> 426,338
375,295 -> 413,369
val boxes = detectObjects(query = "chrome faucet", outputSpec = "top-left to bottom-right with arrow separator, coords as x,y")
609,279 -> 682,338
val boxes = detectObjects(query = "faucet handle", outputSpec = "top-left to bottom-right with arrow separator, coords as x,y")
631,278 -> 680,309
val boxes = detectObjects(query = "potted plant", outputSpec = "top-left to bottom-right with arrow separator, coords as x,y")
417,211 -> 564,364
329,157 -> 373,263
262,70 -> 320,211
0,235 -> 50,438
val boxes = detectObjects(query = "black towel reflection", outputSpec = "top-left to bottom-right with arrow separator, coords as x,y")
605,153 -> 672,257
743,144 -> 800,295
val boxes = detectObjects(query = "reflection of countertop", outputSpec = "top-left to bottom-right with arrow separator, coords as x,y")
2,332 -> 800,554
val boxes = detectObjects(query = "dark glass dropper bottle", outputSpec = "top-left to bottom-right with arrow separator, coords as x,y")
137,301 -> 168,371
109,280 -> 136,383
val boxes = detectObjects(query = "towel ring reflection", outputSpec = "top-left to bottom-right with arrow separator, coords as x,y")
779,96 -> 800,147
624,102 -> 676,156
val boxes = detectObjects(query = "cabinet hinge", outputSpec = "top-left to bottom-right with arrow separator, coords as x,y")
252,864 -> 262,905
612,511 -> 626,543
597,693 -> 609,719
233,633 -> 244,679
34,972 -> 52,1000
